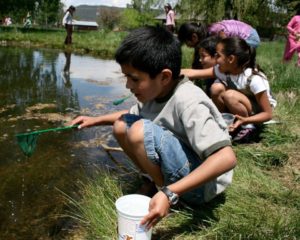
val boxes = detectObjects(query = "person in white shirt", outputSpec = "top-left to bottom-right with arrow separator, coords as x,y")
62,5 -> 76,44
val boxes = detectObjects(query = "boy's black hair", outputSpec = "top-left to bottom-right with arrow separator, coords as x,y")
178,22 -> 208,44
115,25 -> 182,79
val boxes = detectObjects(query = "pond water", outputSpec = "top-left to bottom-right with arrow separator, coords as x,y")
0,46 -> 135,239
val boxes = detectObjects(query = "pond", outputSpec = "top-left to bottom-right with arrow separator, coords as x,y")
0,46 -> 135,239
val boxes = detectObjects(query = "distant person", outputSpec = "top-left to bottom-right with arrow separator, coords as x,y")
23,12 -> 32,28
283,8 -> 300,67
62,5 -> 76,45
164,3 -> 175,33
4,16 -> 12,26
70,26 -> 236,229
178,20 -> 260,49
181,37 -> 276,143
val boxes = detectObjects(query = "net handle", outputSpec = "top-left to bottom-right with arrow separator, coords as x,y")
16,124 -> 79,137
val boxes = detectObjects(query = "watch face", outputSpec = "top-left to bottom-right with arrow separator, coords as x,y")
161,186 -> 179,205
170,194 -> 179,205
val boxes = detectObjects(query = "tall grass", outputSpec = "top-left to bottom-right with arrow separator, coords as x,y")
64,172 -> 123,239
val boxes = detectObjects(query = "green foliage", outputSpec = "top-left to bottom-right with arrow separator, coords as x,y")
97,7 -> 122,30
0,0 -> 60,26
177,0 -> 289,36
34,0 -> 60,26
119,9 -> 156,30
120,8 -> 142,30
177,0 -> 225,23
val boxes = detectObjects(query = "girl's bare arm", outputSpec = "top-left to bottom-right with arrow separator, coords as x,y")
181,67 -> 215,80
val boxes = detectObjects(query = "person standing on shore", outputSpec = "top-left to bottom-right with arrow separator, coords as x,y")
62,6 -> 76,45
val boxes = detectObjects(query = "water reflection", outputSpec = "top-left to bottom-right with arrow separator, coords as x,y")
62,51 -> 72,88
0,46 -> 134,239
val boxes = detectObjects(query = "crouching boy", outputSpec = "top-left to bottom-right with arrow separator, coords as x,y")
71,26 -> 237,229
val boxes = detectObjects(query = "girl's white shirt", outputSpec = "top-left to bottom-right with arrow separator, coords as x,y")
62,11 -> 73,25
214,65 -> 277,108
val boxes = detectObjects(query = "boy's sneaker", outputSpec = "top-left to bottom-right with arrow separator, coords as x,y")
232,127 -> 256,144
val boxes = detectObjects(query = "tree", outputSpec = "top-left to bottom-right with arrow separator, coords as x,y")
0,0 -> 60,26
119,0 -> 157,30
119,8 -> 141,30
34,0 -> 60,26
177,0 -> 289,30
97,7 -> 121,30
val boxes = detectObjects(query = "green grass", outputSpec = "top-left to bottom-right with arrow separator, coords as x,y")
63,173 -> 122,240
2,27 -> 299,239
0,26 -> 127,58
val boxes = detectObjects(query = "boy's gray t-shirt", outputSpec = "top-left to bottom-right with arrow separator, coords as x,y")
129,77 -> 233,201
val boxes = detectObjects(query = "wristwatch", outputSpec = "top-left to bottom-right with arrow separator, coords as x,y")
160,186 -> 179,205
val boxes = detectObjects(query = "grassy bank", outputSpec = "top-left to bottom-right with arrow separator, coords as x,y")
0,26 -> 127,58
2,28 -> 299,239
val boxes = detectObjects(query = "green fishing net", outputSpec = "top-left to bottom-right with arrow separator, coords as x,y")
16,132 -> 40,157
16,124 -> 78,157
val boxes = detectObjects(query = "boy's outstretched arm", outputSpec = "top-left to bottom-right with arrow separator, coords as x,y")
71,110 -> 128,129
141,146 -> 237,229
180,67 -> 215,80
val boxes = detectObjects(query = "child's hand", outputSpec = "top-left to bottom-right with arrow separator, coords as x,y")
69,116 -> 97,129
140,191 -> 170,230
229,115 -> 246,132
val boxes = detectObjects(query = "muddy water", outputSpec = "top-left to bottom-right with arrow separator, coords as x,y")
0,47 -> 135,239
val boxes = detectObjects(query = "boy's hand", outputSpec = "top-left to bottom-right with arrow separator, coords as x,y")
69,116 -> 97,129
140,191 -> 170,229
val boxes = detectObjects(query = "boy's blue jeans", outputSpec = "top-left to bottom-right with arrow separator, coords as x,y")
121,113 -> 206,205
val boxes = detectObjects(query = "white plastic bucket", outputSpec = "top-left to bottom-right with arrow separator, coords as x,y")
222,113 -> 235,126
115,194 -> 152,240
